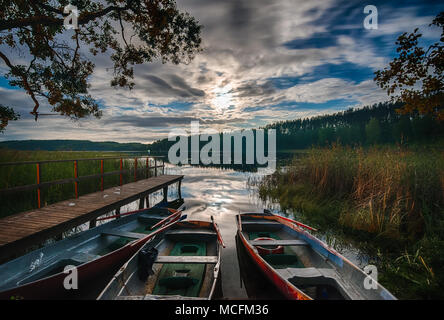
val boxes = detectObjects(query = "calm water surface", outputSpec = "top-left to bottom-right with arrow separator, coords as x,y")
77,164 -> 370,299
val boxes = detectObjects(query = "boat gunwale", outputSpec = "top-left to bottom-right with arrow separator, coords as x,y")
97,219 -> 222,300
236,212 -> 397,300
0,202 -> 184,295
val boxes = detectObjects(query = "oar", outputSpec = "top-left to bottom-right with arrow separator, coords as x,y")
279,215 -> 317,232
150,208 -> 182,230
131,214 -> 187,248
211,216 -> 226,248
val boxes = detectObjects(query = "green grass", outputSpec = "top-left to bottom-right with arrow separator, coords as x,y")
258,145 -> 444,299
0,149 -> 157,217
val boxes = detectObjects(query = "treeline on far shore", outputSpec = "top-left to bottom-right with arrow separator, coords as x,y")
147,101 -> 444,156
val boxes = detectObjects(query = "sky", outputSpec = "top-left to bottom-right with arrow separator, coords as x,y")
0,0 -> 442,144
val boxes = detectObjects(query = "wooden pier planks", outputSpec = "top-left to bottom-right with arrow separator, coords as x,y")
0,175 -> 183,262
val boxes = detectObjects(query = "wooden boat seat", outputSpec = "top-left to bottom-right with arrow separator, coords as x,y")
164,229 -> 217,242
241,220 -> 283,232
249,239 -> 308,246
276,267 -> 363,300
154,256 -> 218,264
101,230 -> 147,239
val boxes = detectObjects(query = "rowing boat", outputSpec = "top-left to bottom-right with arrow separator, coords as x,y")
0,199 -> 184,300
98,217 -> 224,300
236,210 -> 397,300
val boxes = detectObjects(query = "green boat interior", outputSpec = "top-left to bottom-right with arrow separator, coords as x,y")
103,225 -> 220,300
240,215 -> 369,300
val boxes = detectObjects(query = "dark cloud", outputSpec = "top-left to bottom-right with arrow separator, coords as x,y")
142,74 -> 205,98
235,80 -> 276,97
104,115 -> 246,128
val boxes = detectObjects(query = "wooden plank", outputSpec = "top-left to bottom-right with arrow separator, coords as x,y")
155,256 -> 218,264
249,239 -> 308,246
0,175 -> 183,262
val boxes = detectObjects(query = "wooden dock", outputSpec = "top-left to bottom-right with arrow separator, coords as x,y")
0,174 -> 183,263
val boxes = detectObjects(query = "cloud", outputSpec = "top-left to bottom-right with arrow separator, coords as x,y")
0,0 -> 440,142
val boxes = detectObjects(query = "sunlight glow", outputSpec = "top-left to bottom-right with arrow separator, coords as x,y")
211,84 -> 233,111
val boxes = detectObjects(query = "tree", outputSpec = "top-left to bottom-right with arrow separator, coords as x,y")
0,104 -> 20,132
374,11 -> 444,120
365,118 -> 381,145
0,0 -> 202,127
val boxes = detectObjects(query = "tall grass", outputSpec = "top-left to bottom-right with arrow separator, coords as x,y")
259,145 -> 444,299
265,145 -> 444,241
0,150 -> 158,217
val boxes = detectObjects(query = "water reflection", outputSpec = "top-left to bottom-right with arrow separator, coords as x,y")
162,164 -> 371,299
62,163 -> 370,299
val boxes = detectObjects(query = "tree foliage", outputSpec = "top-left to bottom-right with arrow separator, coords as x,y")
374,11 -> 444,120
0,0 -> 202,125
0,104 -> 20,132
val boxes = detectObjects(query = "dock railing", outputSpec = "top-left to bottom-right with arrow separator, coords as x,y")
0,156 -> 165,209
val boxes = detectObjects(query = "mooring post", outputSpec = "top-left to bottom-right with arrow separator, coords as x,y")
134,157 -> 138,181
139,197 -> 145,209
178,180 -> 182,199
163,186 -> 168,202
155,158 -> 157,176
36,162 -> 41,209
100,159 -> 104,191
115,207 -> 121,219
74,160 -> 78,198
146,157 -> 149,179
89,218 -> 97,229
119,158 -> 123,186
146,195 -> 150,208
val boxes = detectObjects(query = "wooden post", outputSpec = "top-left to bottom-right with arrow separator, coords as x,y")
36,163 -> 41,209
146,195 -> 150,208
119,158 -> 123,186
134,158 -> 137,181
100,159 -> 104,191
139,197 -> 145,209
146,157 -> 149,179
178,180 -> 182,199
155,158 -> 157,177
89,218 -> 97,229
163,186 -> 168,202
115,207 -> 121,219
162,159 -> 165,175
74,160 -> 78,199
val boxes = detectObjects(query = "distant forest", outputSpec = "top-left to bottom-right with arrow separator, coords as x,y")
1,102 -> 443,154
0,140 -> 149,151
266,101 -> 444,150
148,101 -> 444,155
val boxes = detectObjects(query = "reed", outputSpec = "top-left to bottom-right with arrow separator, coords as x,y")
259,145 -> 444,299
264,145 -> 444,240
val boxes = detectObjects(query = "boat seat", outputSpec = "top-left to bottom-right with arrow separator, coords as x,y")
154,256 -> 218,264
164,229 -> 217,242
101,230 -> 147,239
241,220 -> 283,232
276,267 -> 363,300
249,239 -> 308,246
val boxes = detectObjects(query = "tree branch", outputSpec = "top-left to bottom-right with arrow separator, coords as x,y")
0,5 -> 127,32
0,50 -> 40,116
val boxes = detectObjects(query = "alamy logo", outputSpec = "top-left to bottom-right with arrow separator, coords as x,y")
363,264 -> 378,290
168,121 -> 276,174
64,4 -> 79,30
363,5 -> 378,30
63,265 -> 78,290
